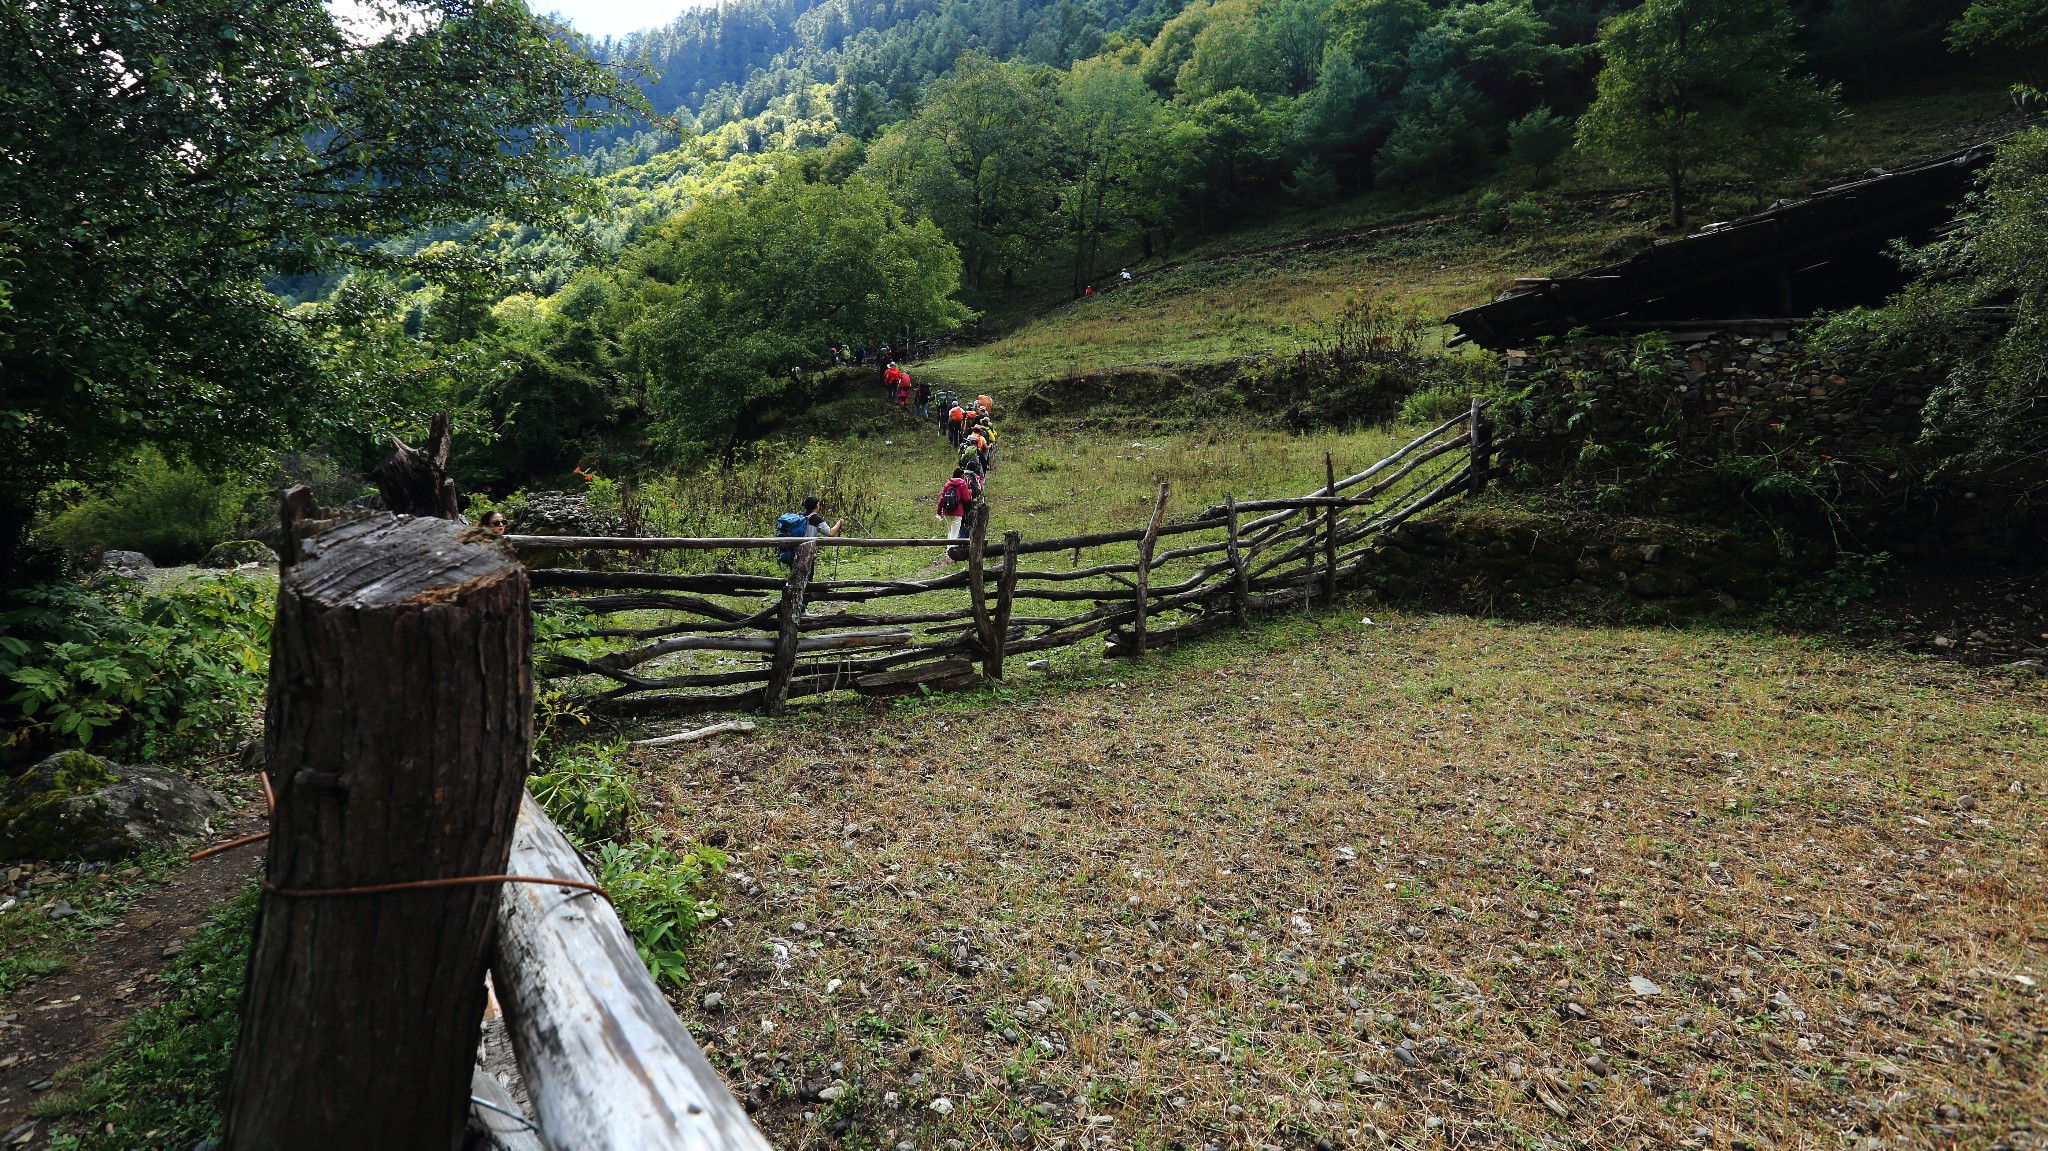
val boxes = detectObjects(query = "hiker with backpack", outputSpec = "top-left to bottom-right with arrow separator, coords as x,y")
775,496 -> 842,566
936,469 -> 975,539
913,378 -> 931,419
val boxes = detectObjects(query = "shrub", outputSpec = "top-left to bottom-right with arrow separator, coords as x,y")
596,838 -> 726,986
0,575 -> 271,770
1401,386 -> 1474,425
529,741 -> 641,843
37,450 -> 261,566
528,739 -> 725,987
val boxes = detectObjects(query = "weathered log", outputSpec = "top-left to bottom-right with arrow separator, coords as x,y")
225,512 -> 531,1151
1469,396 -> 1492,495
371,411 -> 459,519
630,720 -> 757,748
966,504 -> 994,660
469,1065 -> 545,1151
990,530 -> 1019,681
1322,453 -> 1339,603
764,541 -> 817,716
492,795 -> 771,1151
530,569 -> 787,594
854,656 -> 978,694
546,591 -> 769,623
583,627 -> 912,673
1195,412 -> 1472,519
1225,493 -> 1249,628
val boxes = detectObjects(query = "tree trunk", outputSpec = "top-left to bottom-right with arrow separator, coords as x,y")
1668,169 -> 1686,232
225,512 -> 531,1151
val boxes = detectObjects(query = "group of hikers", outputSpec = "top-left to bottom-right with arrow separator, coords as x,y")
774,362 -> 1000,563
933,387 -> 998,540
881,357 -> 999,540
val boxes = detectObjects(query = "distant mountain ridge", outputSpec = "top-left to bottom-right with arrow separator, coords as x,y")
577,0 -> 1185,163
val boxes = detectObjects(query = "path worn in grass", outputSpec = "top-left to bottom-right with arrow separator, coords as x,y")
634,609 -> 2046,1151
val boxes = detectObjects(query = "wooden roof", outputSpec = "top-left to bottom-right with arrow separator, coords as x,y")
1445,145 -> 1994,350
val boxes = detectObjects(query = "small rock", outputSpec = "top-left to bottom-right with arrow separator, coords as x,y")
1564,1001 -> 1590,1019
1009,1125 -> 1031,1145
1628,976 -> 1662,997
200,540 -> 276,568
1586,1054 -> 1612,1076
161,940 -> 185,958
702,991 -> 725,1010
1423,1117 -> 1443,1130
817,1083 -> 847,1102
929,1097 -> 954,1115
1027,660 -> 1050,671
45,900 -> 77,921
1392,1046 -> 1418,1068
2002,660 -> 2045,676
1034,1103 -> 1059,1118
28,1079 -> 53,1092
883,1092 -> 902,1109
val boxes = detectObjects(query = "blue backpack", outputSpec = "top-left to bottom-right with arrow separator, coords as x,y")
774,512 -> 809,564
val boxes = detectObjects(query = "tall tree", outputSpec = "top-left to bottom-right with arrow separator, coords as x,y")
862,54 -> 1062,289
1575,0 -> 1838,230
626,173 -> 971,457
1056,58 -> 1171,295
0,0 -> 638,572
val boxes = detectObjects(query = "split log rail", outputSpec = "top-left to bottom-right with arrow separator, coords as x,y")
524,407 -> 1490,713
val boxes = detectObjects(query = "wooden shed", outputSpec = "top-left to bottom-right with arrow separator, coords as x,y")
1445,144 -> 1994,350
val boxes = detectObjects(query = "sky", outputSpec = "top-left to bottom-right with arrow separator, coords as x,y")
535,0 -> 705,40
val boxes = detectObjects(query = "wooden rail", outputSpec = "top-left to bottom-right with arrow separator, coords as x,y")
528,408 -> 1491,713
491,794 -> 771,1151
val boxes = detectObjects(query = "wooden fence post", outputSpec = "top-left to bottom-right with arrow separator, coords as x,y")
1131,482 -> 1170,658
1469,397 -> 1491,495
989,529 -> 1020,681
1224,493 -> 1248,628
966,504 -> 995,666
1322,452 -> 1339,602
763,539 -> 816,716
225,513 -> 531,1151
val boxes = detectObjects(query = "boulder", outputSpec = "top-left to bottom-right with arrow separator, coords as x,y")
101,550 -> 155,579
1,751 -> 228,861
201,539 -> 278,568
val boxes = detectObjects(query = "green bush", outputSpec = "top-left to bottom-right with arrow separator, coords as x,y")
596,838 -> 726,987
38,450 -> 260,566
1401,386 -> 1474,425
0,575 -> 271,770
529,741 -> 642,843
528,740 -> 725,987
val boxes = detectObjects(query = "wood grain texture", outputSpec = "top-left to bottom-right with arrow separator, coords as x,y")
226,513 -> 532,1151
492,795 -> 771,1151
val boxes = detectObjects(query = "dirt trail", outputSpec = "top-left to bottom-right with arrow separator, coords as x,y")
0,803 -> 266,1149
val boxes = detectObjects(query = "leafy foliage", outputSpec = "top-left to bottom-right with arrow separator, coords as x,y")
1817,126 -> 2048,488
0,576 -> 272,770
36,451 -> 262,566
528,740 -> 726,986
1575,0 -> 1839,229
624,172 -> 970,457
596,839 -> 728,987
529,741 -> 644,842
0,0 -> 641,572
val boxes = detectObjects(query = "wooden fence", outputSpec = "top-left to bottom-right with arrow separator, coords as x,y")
520,403 -> 1491,715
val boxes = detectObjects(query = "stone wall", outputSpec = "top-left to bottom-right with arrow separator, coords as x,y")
1496,327 -> 1933,463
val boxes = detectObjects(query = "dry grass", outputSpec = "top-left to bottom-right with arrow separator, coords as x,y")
624,609 -> 2047,1151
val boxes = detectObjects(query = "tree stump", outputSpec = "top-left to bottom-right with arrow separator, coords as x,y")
224,512 -> 531,1151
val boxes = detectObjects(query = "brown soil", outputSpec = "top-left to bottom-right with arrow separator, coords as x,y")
0,804 -> 266,1149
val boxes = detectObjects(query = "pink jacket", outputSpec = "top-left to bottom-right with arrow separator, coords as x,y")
936,477 -> 973,516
